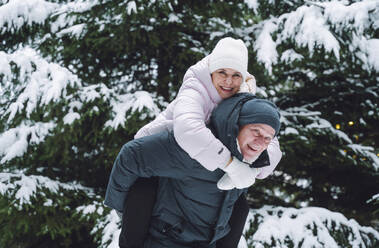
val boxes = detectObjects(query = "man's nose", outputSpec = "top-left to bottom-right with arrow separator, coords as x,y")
255,136 -> 265,147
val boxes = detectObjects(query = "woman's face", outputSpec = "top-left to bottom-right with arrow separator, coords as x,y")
211,68 -> 243,99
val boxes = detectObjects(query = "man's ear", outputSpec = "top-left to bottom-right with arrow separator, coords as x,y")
251,150 -> 270,168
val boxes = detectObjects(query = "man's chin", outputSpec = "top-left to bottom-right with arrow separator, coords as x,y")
243,154 -> 259,163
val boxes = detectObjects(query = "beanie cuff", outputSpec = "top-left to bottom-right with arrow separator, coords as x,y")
209,58 -> 247,81
239,114 -> 281,136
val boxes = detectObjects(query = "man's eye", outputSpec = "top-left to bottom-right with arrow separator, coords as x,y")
264,137 -> 272,143
251,129 -> 260,136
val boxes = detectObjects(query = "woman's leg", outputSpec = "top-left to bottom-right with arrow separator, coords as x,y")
216,194 -> 249,248
119,177 -> 158,248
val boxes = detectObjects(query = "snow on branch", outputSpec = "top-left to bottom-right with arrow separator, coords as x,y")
254,19 -> 278,74
0,47 -> 81,122
91,209 -> 121,248
316,0 -> 378,33
126,1 -> 137,15
50,0 -> 101,36
253,0 -> 379,73
367,193 -> 379,204
348,144 -> 379,170
0,121 -> 55,163
105,91 -> 160,129
279,5 -> 340,60
280,106 -> 378,170
244,0 -> 259,14
280,49 -> 304,64
0,0 -> 104,38
0,0 -> 58,33
244,205 -> 379,248
0,171 -> 93,210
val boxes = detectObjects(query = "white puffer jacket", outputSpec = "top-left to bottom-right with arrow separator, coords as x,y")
135,56 -> 282,178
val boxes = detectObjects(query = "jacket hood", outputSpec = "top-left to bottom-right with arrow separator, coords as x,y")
183,55 -> 222,104
209,93 -> 270,168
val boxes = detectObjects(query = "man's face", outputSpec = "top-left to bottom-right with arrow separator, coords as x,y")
237,123 -> 275,161
211,68 -> 243,99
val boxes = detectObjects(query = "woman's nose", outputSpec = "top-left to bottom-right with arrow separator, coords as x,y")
225,76 -> 233,85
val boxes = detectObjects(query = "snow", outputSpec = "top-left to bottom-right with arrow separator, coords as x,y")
0,0 -> 58,33
126,1 -> 137,15
244,205 -> 379,247
80,84 -> 110,102
281,49 -> 304,63
63,112 -> 81,125
94,204 -> 379,248
95,208 -> 252,248
95,210 -> 121,248
280,5 -> 340,60
77,204 -> 97,215
322,0 -> 378,33
0,171 -> 92,210
105,91 -> 159,129
251,0 -> 379,72
348,144 -> 379,170
1,0 -> 378,246
168,13 -> 181,23
0,122 -> 55,163
367,193 -> 379,203
56,23 -> 86,39
358,38 -> 379,71
283,127 -> 299,135
1,47 -> 81,121
244,0 -> 259,14
254,20 -> 278,74
50,0 -> 101,36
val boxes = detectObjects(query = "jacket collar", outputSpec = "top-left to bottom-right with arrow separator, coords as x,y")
187,55 -> 223,104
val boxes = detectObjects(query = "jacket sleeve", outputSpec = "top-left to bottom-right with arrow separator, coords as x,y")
104,136 -> 188,212
172,86 -> 231,171
104,143 -> 139,212
134,112 -> 173,139
256,137 -> 282,179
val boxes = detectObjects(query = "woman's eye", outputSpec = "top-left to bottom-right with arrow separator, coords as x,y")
232,74 -> 241,79
218,71 -> 227,77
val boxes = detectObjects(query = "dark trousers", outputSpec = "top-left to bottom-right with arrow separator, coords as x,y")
119,177 -> 249,248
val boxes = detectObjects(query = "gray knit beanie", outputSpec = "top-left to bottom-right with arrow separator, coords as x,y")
238,99 -> 281,136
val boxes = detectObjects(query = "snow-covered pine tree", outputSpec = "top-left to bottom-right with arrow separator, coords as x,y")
241,0 -> 379,246
244,0 -> 379,222
0,0 -> 378,247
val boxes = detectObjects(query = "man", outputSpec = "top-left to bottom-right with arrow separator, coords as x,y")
104,93 -> 281,248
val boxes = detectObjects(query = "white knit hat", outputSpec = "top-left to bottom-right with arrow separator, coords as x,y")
209,37 -> 248,81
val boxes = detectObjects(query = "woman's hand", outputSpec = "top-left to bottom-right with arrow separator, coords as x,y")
217,156 -> 261,190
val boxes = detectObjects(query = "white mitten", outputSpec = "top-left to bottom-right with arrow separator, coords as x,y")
217,173 -> 235,190
238,74 -> 257,94
217,157 -> 261,190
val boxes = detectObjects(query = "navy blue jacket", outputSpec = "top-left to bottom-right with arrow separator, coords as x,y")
104,93 -> 270,247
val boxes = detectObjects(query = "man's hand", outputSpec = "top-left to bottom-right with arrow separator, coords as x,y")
217,156 -> 261,190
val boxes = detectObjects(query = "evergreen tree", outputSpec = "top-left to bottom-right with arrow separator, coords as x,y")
245,0 -> 379,228
0,0 -> 378,247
